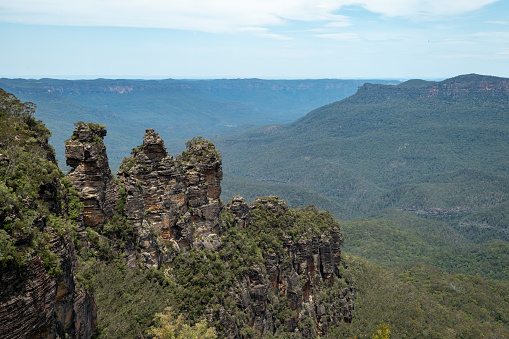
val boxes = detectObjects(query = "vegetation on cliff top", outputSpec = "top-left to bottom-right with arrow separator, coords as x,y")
178,135 -> 222,163
90,243 -> 509,338
0,89 -> 70,277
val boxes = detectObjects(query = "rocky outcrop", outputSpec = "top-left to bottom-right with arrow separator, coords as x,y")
226,195 -> 252,228
221,197 -> 355,337
65,122 -> 119,229
116,130 -> 223,268
64,126 -> 223,268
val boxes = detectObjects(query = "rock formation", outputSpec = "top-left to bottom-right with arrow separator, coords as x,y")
65,122 -> 119,229
66,127 -> 223,268
116,130 -> 223,268
221,197 -> 354,337
62,124 -> 353,337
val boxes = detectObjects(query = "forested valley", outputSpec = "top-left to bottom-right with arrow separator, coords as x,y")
0,74 -> 508,338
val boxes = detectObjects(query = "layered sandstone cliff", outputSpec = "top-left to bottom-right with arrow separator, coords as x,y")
65,122 -> 119,229
0,109 -> 97,339
0,231 -> 96,339
1,141 -> 97,338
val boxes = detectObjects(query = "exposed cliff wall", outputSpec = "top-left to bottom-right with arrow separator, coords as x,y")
359,74 -> 509,100
425,74 -> 509,98
0,95 -> 96,339
0,231 -> 96,339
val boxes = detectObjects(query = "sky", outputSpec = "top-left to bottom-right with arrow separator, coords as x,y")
0,0 -> 508,80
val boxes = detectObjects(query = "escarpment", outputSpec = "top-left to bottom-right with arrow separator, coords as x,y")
0,111 -> 96,338
63,124 -> 354,337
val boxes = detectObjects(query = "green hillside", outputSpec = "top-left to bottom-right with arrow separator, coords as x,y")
331,256 -> 509,338
218,74 -> 509,219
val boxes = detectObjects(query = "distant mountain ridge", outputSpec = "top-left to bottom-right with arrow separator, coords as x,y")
0,77 -> 399,170
217,73 -> 509,283
358,73 -> 509,99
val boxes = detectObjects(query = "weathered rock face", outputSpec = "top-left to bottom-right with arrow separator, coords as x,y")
227,196 -> 252,228
116,130 -> 223,268
0,113 -> 97,339
0,235 -> 96,339
65,123 -> 119,229
221,197 -> 355,337
0,185 -> 96,339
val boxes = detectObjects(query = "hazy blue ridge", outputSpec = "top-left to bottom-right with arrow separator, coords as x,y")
0,78 -> 399,171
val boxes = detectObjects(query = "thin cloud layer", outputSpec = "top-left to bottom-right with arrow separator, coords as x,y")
0,0 -> 500,33
359,0 -> 498,18
315,32 -> 361,41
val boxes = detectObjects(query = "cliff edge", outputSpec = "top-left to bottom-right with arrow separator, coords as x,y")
0,92 -> 96,339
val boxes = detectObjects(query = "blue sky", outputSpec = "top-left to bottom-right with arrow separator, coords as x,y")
1,0 -> 508,79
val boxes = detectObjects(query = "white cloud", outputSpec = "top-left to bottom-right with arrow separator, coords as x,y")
315,32 -> 361,41
441,39 -> 475,45
0,0 -> 347,33
472,31 -> 509,38
238,27 -> 292,40
326,21 -> 352,28
358,0 -> 499,19
485,21 -> 509,25
0,0 -> 500,33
